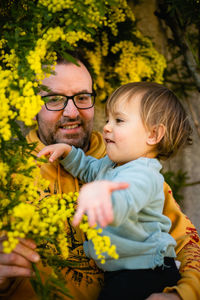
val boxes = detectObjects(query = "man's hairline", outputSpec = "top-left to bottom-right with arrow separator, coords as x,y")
40,59 -> 94,97
56,59 -> 94,90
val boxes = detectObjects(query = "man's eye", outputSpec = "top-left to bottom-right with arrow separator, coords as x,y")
76,94 -> 90,101
44,96 -> 64,103
50,96 -> 65,102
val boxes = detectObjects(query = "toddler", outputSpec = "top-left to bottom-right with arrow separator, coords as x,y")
38,82 -> 192,300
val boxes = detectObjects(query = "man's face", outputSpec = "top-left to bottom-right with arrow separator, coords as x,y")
37,62 -> 94,152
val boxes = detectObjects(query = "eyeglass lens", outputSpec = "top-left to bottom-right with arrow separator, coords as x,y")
44,94 -> 94,110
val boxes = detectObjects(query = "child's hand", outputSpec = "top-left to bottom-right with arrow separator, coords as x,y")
72,180 -> 129,228
37,143 -> 72,162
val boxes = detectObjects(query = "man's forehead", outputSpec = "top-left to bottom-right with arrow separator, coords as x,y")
40,62 -> 92,95
44,62 -> 91,81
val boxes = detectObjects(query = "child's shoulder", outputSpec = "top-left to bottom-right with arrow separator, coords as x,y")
121,157 -> 163,184
129,157 -> 162,171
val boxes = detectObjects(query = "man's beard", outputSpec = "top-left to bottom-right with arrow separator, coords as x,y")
38,124 -> 91,151
49,131 -> 91,151
37,115 -> 93,151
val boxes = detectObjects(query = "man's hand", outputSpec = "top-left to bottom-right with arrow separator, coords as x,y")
37,143 -> 72,162
72,180 -> 129,228
146,293 -> 181,300
0,237 -> 40,292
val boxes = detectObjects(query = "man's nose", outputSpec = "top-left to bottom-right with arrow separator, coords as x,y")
62,99 -> 79,118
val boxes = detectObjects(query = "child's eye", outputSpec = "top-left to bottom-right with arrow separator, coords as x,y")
116,118 -> 123,123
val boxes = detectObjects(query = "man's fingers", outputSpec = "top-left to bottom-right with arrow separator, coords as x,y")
11,242 -> 40,263
0,238 -> 37,253
0,265 -> 33,278
145,293 -> 181,300
0,252 -> 32,269
0,239 -> 37,288
19,238 -> 36,249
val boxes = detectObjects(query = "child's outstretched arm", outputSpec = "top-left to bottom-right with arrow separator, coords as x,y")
72,180 -> 129,228
37,143 -> 72,162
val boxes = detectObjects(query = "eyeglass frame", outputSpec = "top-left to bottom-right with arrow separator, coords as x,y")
42,92 -> 96,111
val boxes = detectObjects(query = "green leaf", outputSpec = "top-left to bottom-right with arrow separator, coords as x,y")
62,52 -> 80,66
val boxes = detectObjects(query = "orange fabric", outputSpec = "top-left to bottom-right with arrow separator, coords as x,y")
1,130 -> 200,299
163,183 -> 200,299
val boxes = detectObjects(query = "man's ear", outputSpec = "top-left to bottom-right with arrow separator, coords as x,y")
147,124 -> 165,146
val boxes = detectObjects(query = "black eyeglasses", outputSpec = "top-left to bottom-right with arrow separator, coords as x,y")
42,92 -> 95,111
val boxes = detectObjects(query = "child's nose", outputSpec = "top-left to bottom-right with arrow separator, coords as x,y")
103,122 -> 112,132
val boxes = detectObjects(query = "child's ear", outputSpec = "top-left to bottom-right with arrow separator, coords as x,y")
147,124 -> 165,145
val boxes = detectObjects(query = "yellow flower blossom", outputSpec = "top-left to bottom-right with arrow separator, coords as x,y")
79,215 -> 119,264
111,39 -> 166,85
0,161 -> 9,185
101,32 -> 109,57
38,0 -> 74,12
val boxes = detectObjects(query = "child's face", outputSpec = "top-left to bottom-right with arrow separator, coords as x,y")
103,95 -> 152,164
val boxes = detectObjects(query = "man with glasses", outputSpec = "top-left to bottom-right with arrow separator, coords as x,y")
36,59 -> 95,151
0,55 -> 200,300
43,93 -> 95,111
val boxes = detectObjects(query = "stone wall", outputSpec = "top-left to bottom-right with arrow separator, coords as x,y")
93,0 -> 200,233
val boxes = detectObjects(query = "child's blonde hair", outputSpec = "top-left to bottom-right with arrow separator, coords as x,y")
106,82 -> 192,160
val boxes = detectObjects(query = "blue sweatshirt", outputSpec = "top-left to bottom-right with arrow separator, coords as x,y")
61,146 -> 176,271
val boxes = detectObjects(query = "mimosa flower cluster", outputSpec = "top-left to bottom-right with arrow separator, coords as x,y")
80,215 -> 119,264
1,193 -> 74,259
85,32 -> 166,101
27,27 -> 93,82
1,190 -> 118,264
0,0 -> 167,141
0,66 -> 43,138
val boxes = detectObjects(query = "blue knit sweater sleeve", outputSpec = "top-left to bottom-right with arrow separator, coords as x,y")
61,148 -> 165,230
60,146 -> 112,182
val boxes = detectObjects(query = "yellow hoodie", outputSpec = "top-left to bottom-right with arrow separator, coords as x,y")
1,129 -> 200,300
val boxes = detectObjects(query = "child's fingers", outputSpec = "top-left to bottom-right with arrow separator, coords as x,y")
87,209 -> 96,227
72,208 -> 84,226
102,201 -> 114,226
110,182 -> 129,192
96,209 -> 108,227
37,147 -> 62,162
91,204 -> 111,228
37,147 -> 52,158
48,151 -> 60,162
